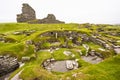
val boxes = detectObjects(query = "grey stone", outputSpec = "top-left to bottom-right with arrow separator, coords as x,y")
113,46 -> 120,54
17,3 -> 36,22
95,52 -> 104,58
81,34 -> 89,42
29,14 -> 65,24
81,56 -> 103,64
89,50 -> 96,56
63,51 -> 72,56
17,3 -> 64,24
83,44 -> 90,56
66,60 -> 78,70
21,57 -> 30,62
72,61 -> 79,69
0,37 -> 16,43
13,31 -> 22,35
26,40 -> 33,45
43,59 -> 78,72
0,55 -> 19,77
89,36 -> 112,50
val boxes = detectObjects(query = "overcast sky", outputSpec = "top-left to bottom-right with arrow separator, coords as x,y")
0,0 -> 120,24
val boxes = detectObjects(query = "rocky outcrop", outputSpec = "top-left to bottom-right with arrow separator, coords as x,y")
17,3 -> 36,22
17,3 -> 65,24
0,55 -> 19,77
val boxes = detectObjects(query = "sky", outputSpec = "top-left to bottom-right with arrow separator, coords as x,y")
0,0 -> 120,24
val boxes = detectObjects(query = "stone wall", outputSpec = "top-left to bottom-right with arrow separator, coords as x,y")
33,31 -> 83,51
17,3 -> 36,22
34,30 -> 113,51
40,30 -> 78,38
89,36 -> 112,50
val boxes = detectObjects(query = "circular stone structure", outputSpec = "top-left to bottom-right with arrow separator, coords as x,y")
42,58 -> 79,72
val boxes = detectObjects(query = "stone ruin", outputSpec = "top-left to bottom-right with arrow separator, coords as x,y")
17,3 -> 36,22
30,14 -> 65,24
17,3 -> 65,24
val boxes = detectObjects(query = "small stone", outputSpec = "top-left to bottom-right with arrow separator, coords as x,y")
50,58 -> 55,62
13,31 -> 22,35
71,54 -> 75,57
47,59 -> 51,62
96,58 -> 102,61
26,40 -> 33,45
63,51 -> 72,56
66,60 -> 74,70
98,48 -> 105,51
69,37 -> 73,40
21,57 -> 30,62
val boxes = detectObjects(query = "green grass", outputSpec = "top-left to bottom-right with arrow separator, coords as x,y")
0,23 -> 120,80
82,55 -> 120,80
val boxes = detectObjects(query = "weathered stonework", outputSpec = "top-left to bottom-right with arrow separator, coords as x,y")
28,14 -> 65,24
33,31 -> 83,51
17,3 -> 65,24
17,3 -> 36,22
0,55 -> 19,77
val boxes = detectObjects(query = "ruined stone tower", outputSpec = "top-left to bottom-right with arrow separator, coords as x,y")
17,3 -> 65,24
17,3 -> 36,22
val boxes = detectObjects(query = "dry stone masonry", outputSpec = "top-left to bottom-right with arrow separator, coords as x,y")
30,14 -> 65,24
17,3 -> 36,22
17,3 -> 65,24
32,30 -> 118,64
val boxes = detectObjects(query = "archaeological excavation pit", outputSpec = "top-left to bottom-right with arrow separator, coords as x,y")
42,58 -> 79,72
